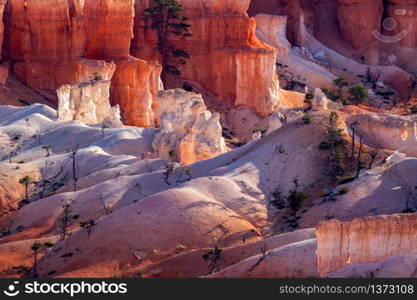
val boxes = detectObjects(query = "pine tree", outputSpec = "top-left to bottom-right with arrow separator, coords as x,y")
143,0 -> 192,83
349,84 -> 369,105
31,241 -> 42,277
405,76 -> 417,113
19,175 -> 33,205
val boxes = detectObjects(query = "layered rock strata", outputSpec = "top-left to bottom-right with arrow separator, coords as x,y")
3,0 -> 161,127
316,214 -> 417,276
133,0 -> 281,118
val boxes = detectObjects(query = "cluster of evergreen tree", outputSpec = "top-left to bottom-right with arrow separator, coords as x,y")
143,0 -> 192,82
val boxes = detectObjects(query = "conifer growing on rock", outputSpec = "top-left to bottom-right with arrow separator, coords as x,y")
143,0 -> 192,83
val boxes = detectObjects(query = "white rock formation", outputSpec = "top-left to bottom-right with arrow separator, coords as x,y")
153,89 -> 227,164
254,13 -> 336,89
312,88 -> 329,111
254,14 -> 291,54
57,79 -> 123,127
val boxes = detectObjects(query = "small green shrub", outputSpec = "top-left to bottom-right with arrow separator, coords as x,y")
301,114 -> 311,125
270,188 -> 286,210
287,191 -> 310,211
319,140 -> 331,150
338,186 -> 350,195
349,84 -> 369,105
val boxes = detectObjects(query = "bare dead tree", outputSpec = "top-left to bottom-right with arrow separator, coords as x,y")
372,67 -> 383,89
80,218 -> 96,238
37,158 -> 70,200
99,195 -> 112,215
366,67 -> 383,89
248,245 -> 268,272
8,135 -> 22,164
42,145 -> 52,157
356,136 -> 364,178
202,246 -> 223,274
349,121 -> 359,158
59,200 -> 75,241
368,145 -> 381,169
71,145 -> 80,192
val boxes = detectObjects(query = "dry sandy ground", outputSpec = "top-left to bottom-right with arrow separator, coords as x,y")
1,103 -> 417,278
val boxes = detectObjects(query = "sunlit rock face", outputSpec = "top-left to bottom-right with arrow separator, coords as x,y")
82,0 -> 162,127
337,0 -> 417,49
109,57 -> 162,128
3,0 -> 161,127
254,14 -> 291,54
0,0 -> 6,59
0,0 -> 283,126
346,113 -> 417,158
316,214 -> 417,276
57,64 -> 123,127
312,88 -> 328,111
153,89 -> 227,165
386,0 -> 417,48
337,0 -> 383,50
133,0 -> 281,118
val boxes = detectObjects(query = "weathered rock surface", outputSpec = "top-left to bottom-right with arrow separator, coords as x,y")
254,14 -> 291,55
133,0 -> 281,118
312,88 -> 329,111
0,106 -> 341,277
337,0 -> 383,50
139,228 -> 316,278
386,0 -> 417,48
0,0 -> 6,59
253,11 -> 337,90
346,112 -> 417,158
57,76 -> 123,127
153,89 -> 226,164
3,0 -> 161,127
327,255 -> 417,278
109,57 -> 162,127
316,214 -> 417,276
207,238 -> 318,278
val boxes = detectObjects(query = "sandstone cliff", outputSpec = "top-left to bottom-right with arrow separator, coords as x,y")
2,0 -> 161,127
337,0 -> 417,49
0,0 -> 285,127
254,14 -> 291,55
387,0 -> 417,48
316,214 -> 417,276
133,0 -> 281,119
337,0 -> 383,50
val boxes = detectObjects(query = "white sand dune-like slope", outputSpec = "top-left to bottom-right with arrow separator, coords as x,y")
1,104 -> 417,278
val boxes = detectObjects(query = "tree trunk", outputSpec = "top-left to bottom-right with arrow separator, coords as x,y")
33,251 -> 38,277
25,185 -> 29,203
356,138 -> 364,177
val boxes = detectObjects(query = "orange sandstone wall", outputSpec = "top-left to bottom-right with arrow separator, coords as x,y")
2,0 -> 161,127
132,0 -> 280,118
0,0 -> 281,125
316,214 -> 417,276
